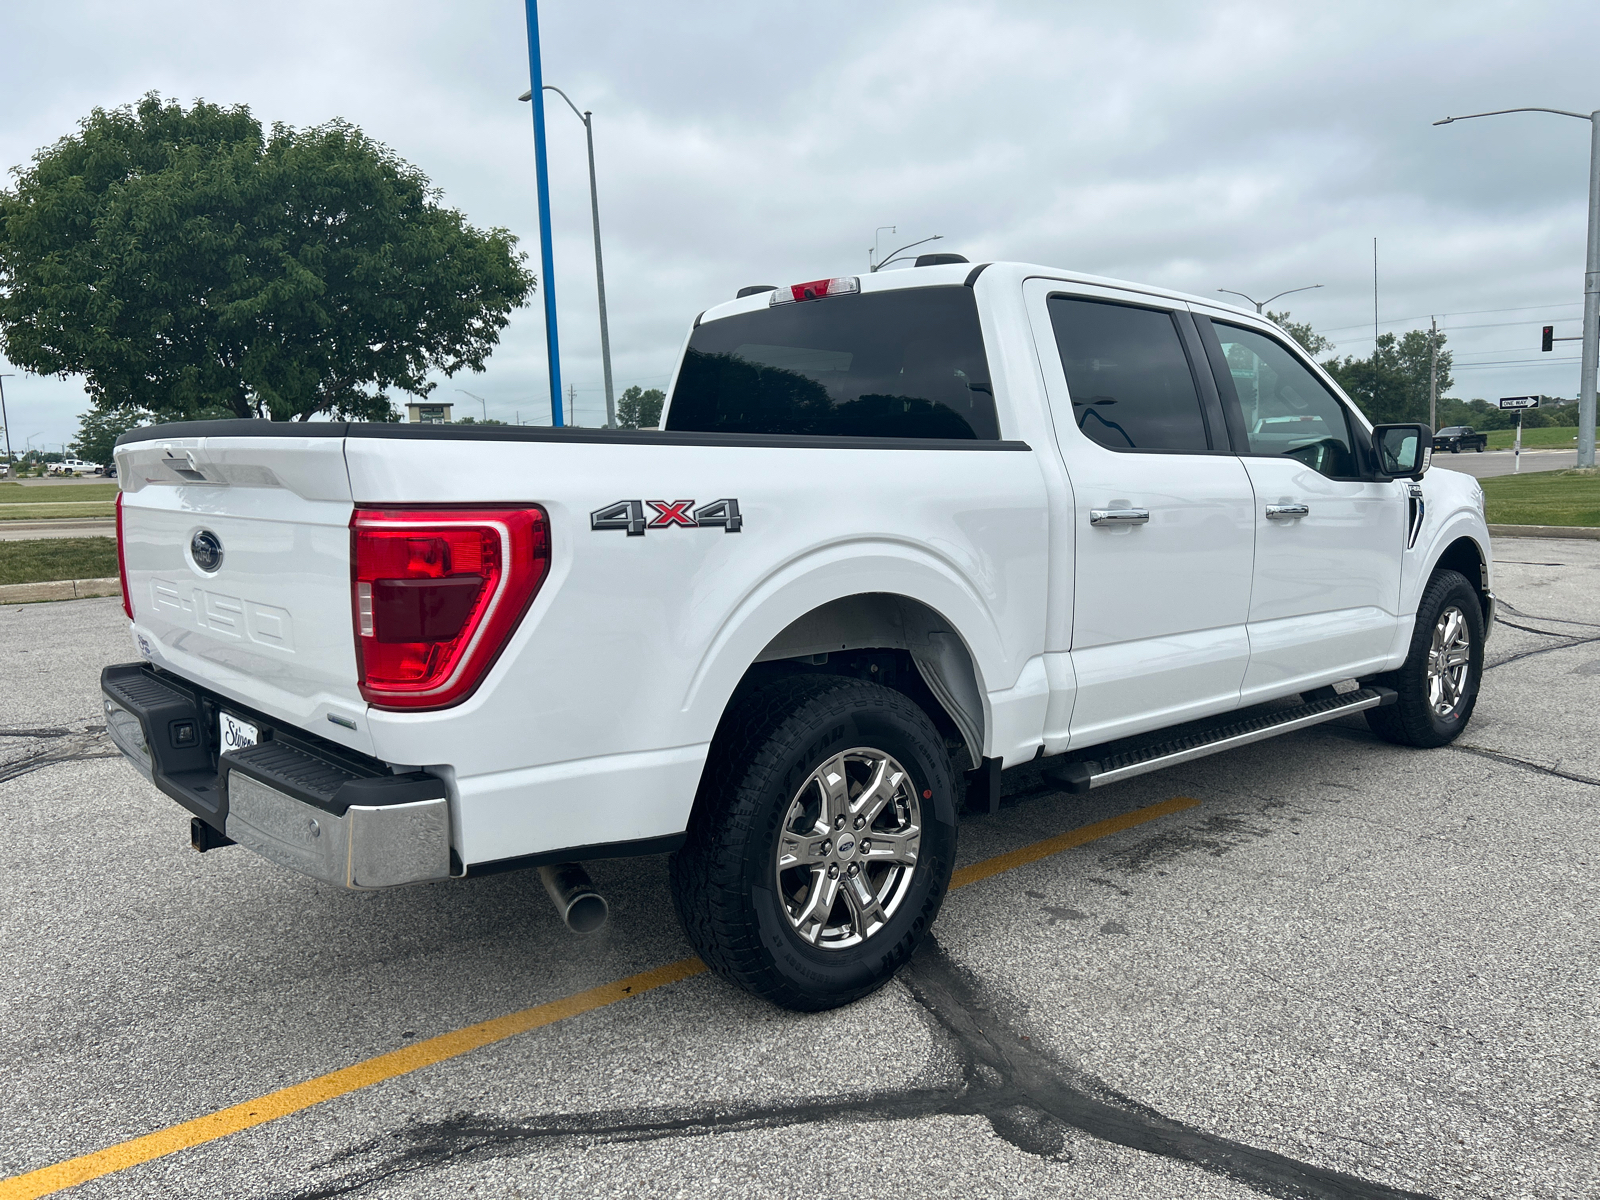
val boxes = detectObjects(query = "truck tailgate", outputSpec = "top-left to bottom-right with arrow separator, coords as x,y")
116,435 -> 372,755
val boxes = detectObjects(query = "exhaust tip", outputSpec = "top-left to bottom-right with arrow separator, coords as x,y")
538,862 -> 609,934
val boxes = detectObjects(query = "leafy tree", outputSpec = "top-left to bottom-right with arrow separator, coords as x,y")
1265,311 -> 1333,357
1322,328 -> 1452,425
454,416 -> 506,426
0,94 -> 535,422
617,385 -> 665,429
71,404 -> 158,465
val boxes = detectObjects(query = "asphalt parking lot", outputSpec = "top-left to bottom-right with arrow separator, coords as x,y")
3,537 -> 1597,1200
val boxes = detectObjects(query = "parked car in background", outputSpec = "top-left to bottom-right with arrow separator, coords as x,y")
1432,426 -> 1487,453
47,457 -> 103,476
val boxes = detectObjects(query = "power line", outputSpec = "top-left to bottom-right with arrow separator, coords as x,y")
1317,300 -> 1584,336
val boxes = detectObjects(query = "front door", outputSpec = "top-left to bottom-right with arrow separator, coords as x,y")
1199,317 -> 1407,701
1028,282 -> 1256,748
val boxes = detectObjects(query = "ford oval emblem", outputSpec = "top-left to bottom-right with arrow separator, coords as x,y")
190,529 -> 224,573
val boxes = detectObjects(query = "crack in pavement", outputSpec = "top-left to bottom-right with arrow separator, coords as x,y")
1449,744 -> 1600,789
1486,631 -> 1600,671
271,943 -> 1434,1200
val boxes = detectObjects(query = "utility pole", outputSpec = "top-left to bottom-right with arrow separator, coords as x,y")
0,374 -> 14,479
1373,238 -> 1379,350
1435,106 -> 1598,469
567,383 -> 578,427
520,0 -> 564,426
1428,316 -> 1439,430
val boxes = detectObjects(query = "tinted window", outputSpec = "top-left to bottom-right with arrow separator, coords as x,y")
666,287 -> 997,439
1214,323 -> 1357,478
1047,297 -> 1210,452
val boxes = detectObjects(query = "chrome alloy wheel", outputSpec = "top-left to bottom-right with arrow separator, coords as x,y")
1427,604 -> 1472,717
775,747 -> 922,950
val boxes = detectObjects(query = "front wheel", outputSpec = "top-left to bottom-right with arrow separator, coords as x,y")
1365,569 -> 1484,747
671,674 -> 958,1011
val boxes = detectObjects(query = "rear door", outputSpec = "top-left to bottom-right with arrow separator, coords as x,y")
1027,280 -> 1256,747
116,433 -> 371,754
1193,316 -> 1406,700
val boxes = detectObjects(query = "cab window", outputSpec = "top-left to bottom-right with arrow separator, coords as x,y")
1214,323 -> 1358,478
1047,297 -> 1211,452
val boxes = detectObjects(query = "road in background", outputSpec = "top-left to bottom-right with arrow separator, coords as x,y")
0,518 -> 114,542
2,538 -> 1597,1199
1438,447 -> 1579,478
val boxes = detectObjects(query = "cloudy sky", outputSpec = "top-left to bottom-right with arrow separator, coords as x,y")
3,0 -> 1597,448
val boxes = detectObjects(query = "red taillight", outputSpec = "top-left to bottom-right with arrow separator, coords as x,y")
115,492 -> 133,620
770,275 -> 860,304
351,506 -> 550,710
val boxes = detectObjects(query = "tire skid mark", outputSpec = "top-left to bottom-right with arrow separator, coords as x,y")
0,724 -> 117,786
273,944 -> 1433,1200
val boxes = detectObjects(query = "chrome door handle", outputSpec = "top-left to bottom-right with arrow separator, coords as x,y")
1266,504 -> 1309,520
1089,508 -> 1150,526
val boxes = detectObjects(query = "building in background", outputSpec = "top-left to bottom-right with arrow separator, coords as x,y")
406,402 -> 454,424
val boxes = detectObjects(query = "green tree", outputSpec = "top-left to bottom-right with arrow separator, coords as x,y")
71,404 -> 158,465
1322,328 -> 1452,425
0,94 -> 535,422
1265,310 -> 1333,357
454,416 -> 505,426
617,385 -> 665,429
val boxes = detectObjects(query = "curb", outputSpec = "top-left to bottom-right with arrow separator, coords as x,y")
1489,524 -> 1600,541
0,576 -> 122,604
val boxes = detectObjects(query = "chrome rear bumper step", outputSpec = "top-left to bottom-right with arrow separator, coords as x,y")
1044,685 -> 1397,794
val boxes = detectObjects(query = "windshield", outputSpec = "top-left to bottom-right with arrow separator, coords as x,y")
665,286 -> 998,439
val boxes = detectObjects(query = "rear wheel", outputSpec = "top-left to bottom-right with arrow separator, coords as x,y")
1365,569 -> 1483,747
671,674 -> 958,1011
1475,443 -> 1484,452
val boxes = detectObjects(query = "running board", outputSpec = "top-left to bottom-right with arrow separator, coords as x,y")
1042,686 -> 1397,794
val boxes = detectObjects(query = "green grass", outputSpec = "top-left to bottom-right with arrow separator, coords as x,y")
1479,469 -> 1600,527
0,481 -> 118,520
0,537 -> 119,585
0,481 -> 119,502
1482,426 -> 1582,450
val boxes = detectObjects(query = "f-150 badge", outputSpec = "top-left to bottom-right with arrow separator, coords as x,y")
591,498 -> 743,535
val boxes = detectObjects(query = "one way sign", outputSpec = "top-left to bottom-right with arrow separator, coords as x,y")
1498,396 -> 1540,410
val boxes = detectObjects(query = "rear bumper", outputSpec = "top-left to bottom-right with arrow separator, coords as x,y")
101,662 -> 452,890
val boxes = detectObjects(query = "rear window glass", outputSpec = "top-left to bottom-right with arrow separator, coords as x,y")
665,287 -> 998,439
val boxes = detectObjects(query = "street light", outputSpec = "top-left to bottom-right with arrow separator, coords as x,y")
0,374 -> 14,478
870,233 -> 943,272
520,85 -> 617,428
1216,284 -> 1324,314
1435,106 -> 1599,470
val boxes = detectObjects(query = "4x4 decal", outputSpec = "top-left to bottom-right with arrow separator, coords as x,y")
591,498 -> 743,535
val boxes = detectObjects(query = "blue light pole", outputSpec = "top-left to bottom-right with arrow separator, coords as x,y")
522,0 -> 564,426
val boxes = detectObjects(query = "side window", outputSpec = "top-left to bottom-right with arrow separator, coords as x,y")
1213,323 -> 1357,478
1047,297 -> 1211,452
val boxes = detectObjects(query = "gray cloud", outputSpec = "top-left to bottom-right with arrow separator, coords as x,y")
2,0 -> 1595,446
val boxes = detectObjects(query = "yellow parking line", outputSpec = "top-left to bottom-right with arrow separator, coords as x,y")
950,795 -> 1199,890
0,794 -> 1198,1199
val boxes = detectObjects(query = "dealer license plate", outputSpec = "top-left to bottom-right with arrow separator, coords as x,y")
220,712 -> 259,754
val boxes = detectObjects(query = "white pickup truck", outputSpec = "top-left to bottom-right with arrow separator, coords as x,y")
103,258 -> 1492,1011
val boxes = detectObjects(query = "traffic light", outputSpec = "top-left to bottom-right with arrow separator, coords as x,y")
1542,325 -> 1554,351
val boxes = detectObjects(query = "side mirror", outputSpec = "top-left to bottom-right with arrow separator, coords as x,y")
1373,423 -> 1431,480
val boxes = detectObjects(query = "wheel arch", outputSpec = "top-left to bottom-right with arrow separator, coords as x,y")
1428,532 -> 1493,626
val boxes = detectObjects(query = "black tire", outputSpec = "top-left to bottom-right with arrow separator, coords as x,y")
1475,443 -> 1484,452
1365,569 -> 1484,747
670,674 -> 959,1011
1450,444 -> 1460,453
